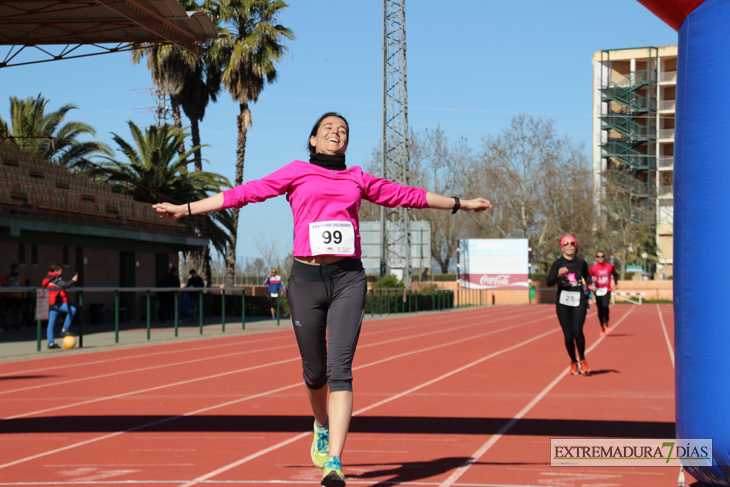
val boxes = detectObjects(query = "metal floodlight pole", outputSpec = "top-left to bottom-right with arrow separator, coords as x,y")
381,0 -> 412,289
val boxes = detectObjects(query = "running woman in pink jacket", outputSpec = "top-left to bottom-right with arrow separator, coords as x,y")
589,251 -> 618,335
154,113 -> 492,487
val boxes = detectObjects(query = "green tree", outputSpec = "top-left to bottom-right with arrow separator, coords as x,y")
0,94 -> 111,168
99,121 -> 235,258
133,2 -> 226,284
215,0 -> 294,287
132,0 -> 224,168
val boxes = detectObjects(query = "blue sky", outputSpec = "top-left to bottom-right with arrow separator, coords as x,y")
0,0 -> 677,266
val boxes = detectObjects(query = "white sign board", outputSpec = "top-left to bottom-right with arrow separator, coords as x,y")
359,220 -> 431,271
458,238 -> 529,289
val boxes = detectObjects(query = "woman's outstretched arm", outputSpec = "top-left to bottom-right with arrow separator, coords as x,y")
425,192 -> 492,212
153,193 -> 225,220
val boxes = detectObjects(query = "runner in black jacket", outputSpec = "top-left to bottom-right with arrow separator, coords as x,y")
546,235 -> 596,375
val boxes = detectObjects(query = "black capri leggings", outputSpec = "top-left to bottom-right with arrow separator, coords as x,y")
555,302 -> 587,363
595,291 -> 611,325
286,258 -> 368,393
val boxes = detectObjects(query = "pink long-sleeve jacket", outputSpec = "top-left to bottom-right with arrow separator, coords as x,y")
222,161 -> 430,258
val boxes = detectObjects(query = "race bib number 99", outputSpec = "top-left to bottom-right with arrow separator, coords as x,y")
559,290 -> 581,307
309,221 -> 355,256
595,287 -> 608,297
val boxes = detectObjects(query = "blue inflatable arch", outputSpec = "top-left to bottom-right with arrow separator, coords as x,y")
637,0 -> 730,484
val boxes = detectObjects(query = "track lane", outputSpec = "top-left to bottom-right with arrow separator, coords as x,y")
1,304 -> 677,487
1,306 -> 556,483
444,305 -> 677,487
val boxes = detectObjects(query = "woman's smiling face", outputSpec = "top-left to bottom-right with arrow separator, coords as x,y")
310,116 -> 348,155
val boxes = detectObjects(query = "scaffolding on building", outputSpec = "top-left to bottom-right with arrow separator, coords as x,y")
599,47 -> 659,227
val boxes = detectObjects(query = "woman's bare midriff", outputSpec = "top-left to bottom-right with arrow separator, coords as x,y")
295,256 -> 348,265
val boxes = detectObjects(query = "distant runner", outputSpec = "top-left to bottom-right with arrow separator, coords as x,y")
264,268 -> 285,320
547,235 -> 595,376
589,251 -> 619,336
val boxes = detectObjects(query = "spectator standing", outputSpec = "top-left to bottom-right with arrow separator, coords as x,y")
186,269 -> 205,319
264,268 -> 285,319
158,267 -> 181,323
42,264 -> 78,349
5,264 -> 27,329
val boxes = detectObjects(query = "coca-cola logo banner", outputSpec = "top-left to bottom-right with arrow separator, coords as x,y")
459,274 -> 529,289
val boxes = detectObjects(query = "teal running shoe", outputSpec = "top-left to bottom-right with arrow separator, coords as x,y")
321,456 -> 345,487
311,421 -> 329,468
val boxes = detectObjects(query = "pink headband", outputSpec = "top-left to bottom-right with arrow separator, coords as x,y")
560,235 -> 577,247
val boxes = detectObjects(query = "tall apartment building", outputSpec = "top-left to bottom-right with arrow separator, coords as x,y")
591,45 -> 676,277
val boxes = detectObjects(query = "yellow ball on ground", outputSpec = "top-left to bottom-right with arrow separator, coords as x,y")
62,335 -> 76,349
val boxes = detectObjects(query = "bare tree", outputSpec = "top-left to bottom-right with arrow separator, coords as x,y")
595,172 -> 656,278
466,114 -> 596,271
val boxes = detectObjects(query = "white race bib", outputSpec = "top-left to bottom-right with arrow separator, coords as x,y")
270,293 -> 278,298
309,221 -> 355,256
559,290 -> 581,307
595,287 -> 608,297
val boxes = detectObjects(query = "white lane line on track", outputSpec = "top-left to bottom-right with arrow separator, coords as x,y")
4,308 -> 550,420
3,357 -> 300,420
0,332 -> 290,377
0,343 -> 295,395
0,308 -> 556,472
0,305 -> 523,378
439,306 -> 635,487
656,303 -> 675,369
2,307 -> 545,402
175,314 -> 562,487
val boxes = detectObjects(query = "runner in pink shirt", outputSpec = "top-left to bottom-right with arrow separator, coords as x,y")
589,251 -> 618,335
153,112 -> 492,487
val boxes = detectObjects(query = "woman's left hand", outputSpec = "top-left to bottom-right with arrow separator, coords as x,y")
461,198 -> 492,212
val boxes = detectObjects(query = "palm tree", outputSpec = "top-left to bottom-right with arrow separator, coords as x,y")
0,94 -> 111,168
99,121 -> 235,259
215,0 -> 294,286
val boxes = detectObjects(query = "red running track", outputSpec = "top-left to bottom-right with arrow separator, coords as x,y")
0,304 -> 690,487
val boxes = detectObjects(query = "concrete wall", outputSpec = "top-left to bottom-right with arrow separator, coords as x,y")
410,280 -> 673,305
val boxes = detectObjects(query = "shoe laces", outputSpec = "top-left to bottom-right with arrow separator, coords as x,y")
316,429 -> 329,453
324,456 -> 341,471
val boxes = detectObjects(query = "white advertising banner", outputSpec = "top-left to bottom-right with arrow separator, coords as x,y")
458,238 -> 529,289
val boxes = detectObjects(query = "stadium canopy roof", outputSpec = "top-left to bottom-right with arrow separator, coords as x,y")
0,0 -> 219,68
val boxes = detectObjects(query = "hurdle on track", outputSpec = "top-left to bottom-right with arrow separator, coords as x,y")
613,292 -> 646,305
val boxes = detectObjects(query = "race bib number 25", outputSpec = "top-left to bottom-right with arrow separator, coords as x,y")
559,290 -> 581,307
309,221 -> 355,256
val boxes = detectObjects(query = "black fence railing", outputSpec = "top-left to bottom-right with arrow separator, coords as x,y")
0,286 -> 477,352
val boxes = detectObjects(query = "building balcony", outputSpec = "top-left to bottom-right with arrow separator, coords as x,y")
658,156 -> 674,170
658,184 -> 673,198
659,128 -> 675,140
659,99 -> 676,111
659,71 -> 677,83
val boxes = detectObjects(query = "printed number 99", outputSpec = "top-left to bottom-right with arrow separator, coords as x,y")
322,231 -> 342,245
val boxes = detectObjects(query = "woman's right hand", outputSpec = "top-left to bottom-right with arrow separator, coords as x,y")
153,202 -> 185,220
558,266 -> 569,277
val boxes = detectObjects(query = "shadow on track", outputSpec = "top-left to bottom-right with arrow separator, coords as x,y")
2,415 -> 674,438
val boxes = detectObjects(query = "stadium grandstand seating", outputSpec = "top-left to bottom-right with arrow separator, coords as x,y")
0,140 -> 205,237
